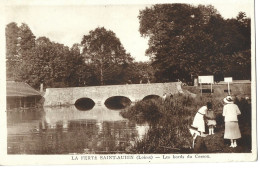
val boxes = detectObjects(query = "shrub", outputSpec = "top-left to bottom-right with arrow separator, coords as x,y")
120,93 -> 251,153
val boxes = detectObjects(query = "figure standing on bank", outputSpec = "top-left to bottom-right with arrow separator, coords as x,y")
222,95 -> 241,148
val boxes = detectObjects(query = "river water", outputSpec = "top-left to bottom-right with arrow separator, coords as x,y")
7,106 -> 149,154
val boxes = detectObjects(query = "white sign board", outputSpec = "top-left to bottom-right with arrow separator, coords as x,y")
224,77 -> 233,83
198,75 -> 214,84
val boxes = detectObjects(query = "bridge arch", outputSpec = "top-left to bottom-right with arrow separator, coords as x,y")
104,96 -> 132,109
74,97 -> 95,111
142,94 -> 161,101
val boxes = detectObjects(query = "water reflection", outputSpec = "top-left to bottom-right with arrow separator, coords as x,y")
7,106 -> 149,154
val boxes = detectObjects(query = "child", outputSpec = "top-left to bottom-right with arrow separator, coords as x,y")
222,95 -> 241,148
205,103 -> 216,135
192,102 -> 211,135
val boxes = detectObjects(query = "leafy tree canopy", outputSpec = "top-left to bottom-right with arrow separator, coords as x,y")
81,27 -> 134,85
139,4 -> 251,83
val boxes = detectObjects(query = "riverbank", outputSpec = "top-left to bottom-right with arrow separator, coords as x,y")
120,93 -> 252,153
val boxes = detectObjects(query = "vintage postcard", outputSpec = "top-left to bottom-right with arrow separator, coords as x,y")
0,0 -> 257,165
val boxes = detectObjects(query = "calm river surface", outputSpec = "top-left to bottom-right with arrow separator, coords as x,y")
7,106 -> 149,154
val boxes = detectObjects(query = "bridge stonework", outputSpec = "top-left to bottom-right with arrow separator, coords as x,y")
43,82 -> 183,106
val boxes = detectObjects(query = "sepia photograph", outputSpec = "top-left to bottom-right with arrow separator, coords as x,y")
0,0 -> 256,165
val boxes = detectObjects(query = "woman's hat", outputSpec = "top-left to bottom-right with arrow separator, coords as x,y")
223,95 -> 233,104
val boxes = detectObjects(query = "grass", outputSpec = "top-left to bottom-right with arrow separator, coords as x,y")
120,93 -> 252,154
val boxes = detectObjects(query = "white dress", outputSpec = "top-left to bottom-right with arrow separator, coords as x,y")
192,106 -> 207,133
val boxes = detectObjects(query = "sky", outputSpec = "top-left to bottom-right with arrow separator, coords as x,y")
4,0 -> 253,62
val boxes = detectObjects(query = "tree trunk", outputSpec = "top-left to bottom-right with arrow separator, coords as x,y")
100,58 -> 104,85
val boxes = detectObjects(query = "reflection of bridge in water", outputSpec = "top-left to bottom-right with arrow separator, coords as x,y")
44,82 -> 183,107
44,105 -> 127,124
7,106 -> 149,154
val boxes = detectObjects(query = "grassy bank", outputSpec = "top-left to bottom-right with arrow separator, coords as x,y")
120,93 -> 251,153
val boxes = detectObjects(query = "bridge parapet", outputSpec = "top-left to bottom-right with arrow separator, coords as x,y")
44,82 -> 182,107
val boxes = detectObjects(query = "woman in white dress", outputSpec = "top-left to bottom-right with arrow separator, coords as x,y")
222,95 -> 241,148
192,102 -> 211,134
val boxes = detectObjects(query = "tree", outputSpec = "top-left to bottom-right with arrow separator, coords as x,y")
128,62 -> 155,84
19,36 -> 53,88
139,4 -> 211,82
6,22 -> 19,80
138,4 -> 251,82
81,27 -> 134,85
6,22 -> 36,81
18,23 -> 36,58
17,36 -> 73,88
7,23 -> 135,88
30,37 -> 77,88
6,22 -> 99,88
65,43 -> 93,87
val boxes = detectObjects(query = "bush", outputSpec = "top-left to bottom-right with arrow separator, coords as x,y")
120,94 -> 229,153
120,99 -> 162,124
120,93 -> 252,153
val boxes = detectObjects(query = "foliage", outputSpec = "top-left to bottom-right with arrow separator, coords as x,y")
120,93 -> 251,153
6,22 -> 19,80
5,23 -> 89,89
120,95 -> 198,153
6,23 -> 149,88
6,23 -> 36,81
121,99 -> 162,124
5,3 -> 251,88
138,4 -> 251,82
126,61 -> 155,84
81,27 -> 134,85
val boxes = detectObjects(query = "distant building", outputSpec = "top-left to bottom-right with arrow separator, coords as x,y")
6,81 -> 42,110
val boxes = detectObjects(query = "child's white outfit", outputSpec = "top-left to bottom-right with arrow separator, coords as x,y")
192,106 -> 207,133
205,110 -> 216,135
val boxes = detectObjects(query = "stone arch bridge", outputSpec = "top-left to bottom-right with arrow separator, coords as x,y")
43,82 -> 183,107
